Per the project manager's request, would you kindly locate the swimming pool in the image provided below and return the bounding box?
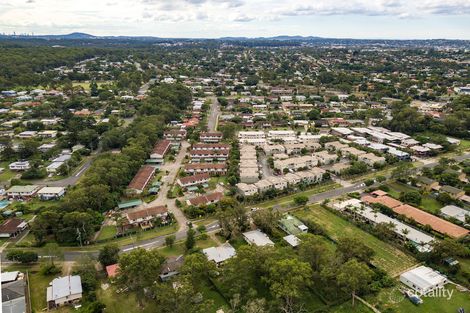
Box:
[0,200,10,210]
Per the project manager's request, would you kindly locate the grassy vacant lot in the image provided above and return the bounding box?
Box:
[257,182,341,209]
[386,182,443,214]
[159,236,217,257]
[97,285,159,313]
[96,225,117,241]
[295,205,417,276]
[330,301,374,313]
[0,161,18,181]
[368,284,469,313]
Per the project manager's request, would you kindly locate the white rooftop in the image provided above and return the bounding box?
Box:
[203,243,236,264]
[283,234,300,247]
[400,266,447,292]
[46,275,82,302]
[1,271,19,283]
[243,229,274,246]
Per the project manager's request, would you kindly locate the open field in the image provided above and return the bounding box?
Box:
[367,284,469,313]
[295,205,417,276]
[256,182,342,208]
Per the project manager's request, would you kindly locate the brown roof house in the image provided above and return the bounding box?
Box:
[125,205,168,229]
[127,165,156,194]
[0,218,28,238]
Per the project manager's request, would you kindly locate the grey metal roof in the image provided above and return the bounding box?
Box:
[47,275,82,301]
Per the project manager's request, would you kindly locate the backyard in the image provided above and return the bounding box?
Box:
[367,284,469,313]
[295,205,417,276]
[386,181,443,214]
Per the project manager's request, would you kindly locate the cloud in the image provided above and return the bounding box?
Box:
[233,15,255,22]
[0,0,469,38]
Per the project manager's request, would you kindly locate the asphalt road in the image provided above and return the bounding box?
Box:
[7,153,468,263]
[207,96,220,132]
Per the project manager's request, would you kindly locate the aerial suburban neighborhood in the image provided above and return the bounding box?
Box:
[0,8,470,313]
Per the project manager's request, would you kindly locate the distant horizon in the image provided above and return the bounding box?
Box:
[2,31,470,41]
[1,1,470,40]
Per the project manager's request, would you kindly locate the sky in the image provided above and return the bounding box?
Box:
[1,0,470,39]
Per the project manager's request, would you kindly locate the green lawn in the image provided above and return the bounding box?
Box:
[295,205,417,276]
[97,285,159,313]
[0,162,17,181]
[4,263,58,312]
[200,280,230,312]
[256,182,341,209]
[330,300,374,313]
[96,225,117,241]
[387,182,443,214]
[159,236,217,257]
[368,284,469,313]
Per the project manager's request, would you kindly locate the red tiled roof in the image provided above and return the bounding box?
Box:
[371,190,388,197]
[394,204,468,238]
[127,165,155,191]
[106,264,119,278]
[361,195,402,208]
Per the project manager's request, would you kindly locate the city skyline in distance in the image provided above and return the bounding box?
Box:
[1,0,470,40]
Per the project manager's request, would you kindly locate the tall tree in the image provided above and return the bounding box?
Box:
[116,248,165,306]
[98,244,120,267]
[336,259,373,306]
[265,258,312,313]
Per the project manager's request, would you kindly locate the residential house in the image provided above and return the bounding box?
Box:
[177,173,210,189]
[127,165,156,194]
[184,163,227,176]
[150,140,171,165]
[200,132,223,143]
[400,266,447,295]
[440,185,465,199]
[160,255,184,281]
[279,215,308,235]
[46,276,83,309]
[6,185,40,200]
[440,205,469,224]
[2,279,27,313]
[236,183,258,197]
[125,205,168,229]
[313,151,337,165]
[189,149,229,163]
[8,161,30,171]
[358,153,386,166]
[187,192,223,206]
[203,243,236,265]
[243,230,274,246]
[416,176,439,191]
[37,187,66,200]
[0,218,28,238]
